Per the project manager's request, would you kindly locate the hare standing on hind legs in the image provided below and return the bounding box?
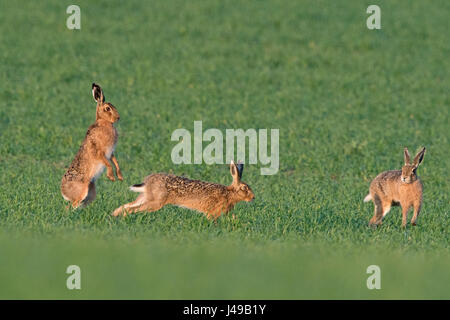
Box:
[112,161,255,220]
[61,83,123,209]
[364,147,426,227]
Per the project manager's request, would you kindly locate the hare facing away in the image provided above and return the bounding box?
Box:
[61,83,123,209]
[112,161,255,220]
[364,147,426,227]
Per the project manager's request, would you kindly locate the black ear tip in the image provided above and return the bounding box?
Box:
[236,163,244,178]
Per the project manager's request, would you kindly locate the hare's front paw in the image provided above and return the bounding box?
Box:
[117,171,124,181]
[107,174,116,181]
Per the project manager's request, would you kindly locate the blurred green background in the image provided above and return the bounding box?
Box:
[0,0,448,299]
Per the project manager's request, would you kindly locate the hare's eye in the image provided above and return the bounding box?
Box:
[241,185,247,191]
[105,106,111,111]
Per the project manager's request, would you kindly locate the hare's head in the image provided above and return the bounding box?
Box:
[401,147,426,183]
[92,83,120,123]
[229,161,255,202]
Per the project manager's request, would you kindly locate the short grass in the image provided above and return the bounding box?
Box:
[0,0,448,299]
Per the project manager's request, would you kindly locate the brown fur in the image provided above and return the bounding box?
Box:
[61,83,123,209]
[112,161,255,220]
[364,147,426,227]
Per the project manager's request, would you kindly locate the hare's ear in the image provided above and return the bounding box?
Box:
[404,147,411,165]
[413,147,426,168]
[92,83,105,104]
[230,160,240,184]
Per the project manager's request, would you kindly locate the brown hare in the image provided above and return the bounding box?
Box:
[112,161,255,220]
[364,147,426,227]
[61,83,123,209]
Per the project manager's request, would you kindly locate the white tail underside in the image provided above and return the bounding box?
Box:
[129,185,146,193]
[364,194,372,202]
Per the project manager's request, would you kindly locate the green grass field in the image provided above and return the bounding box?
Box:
[0,0,448,299]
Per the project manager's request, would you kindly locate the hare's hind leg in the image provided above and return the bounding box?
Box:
[369,194,384,226]
[126,186,167,216]
[382,204,391,218]
[112,197,164,217]
[113,183,168,217]
[130,200,164,215]
[112,194,146,217]
[121,196,166,217]
[112,196,144,217]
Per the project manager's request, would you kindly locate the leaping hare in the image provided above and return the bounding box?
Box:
[61,83,123,209]
[364,147,426,227]
[112,161,255,220]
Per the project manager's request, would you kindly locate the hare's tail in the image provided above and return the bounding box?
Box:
[363,194,372,202]
[130,183,146,193]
